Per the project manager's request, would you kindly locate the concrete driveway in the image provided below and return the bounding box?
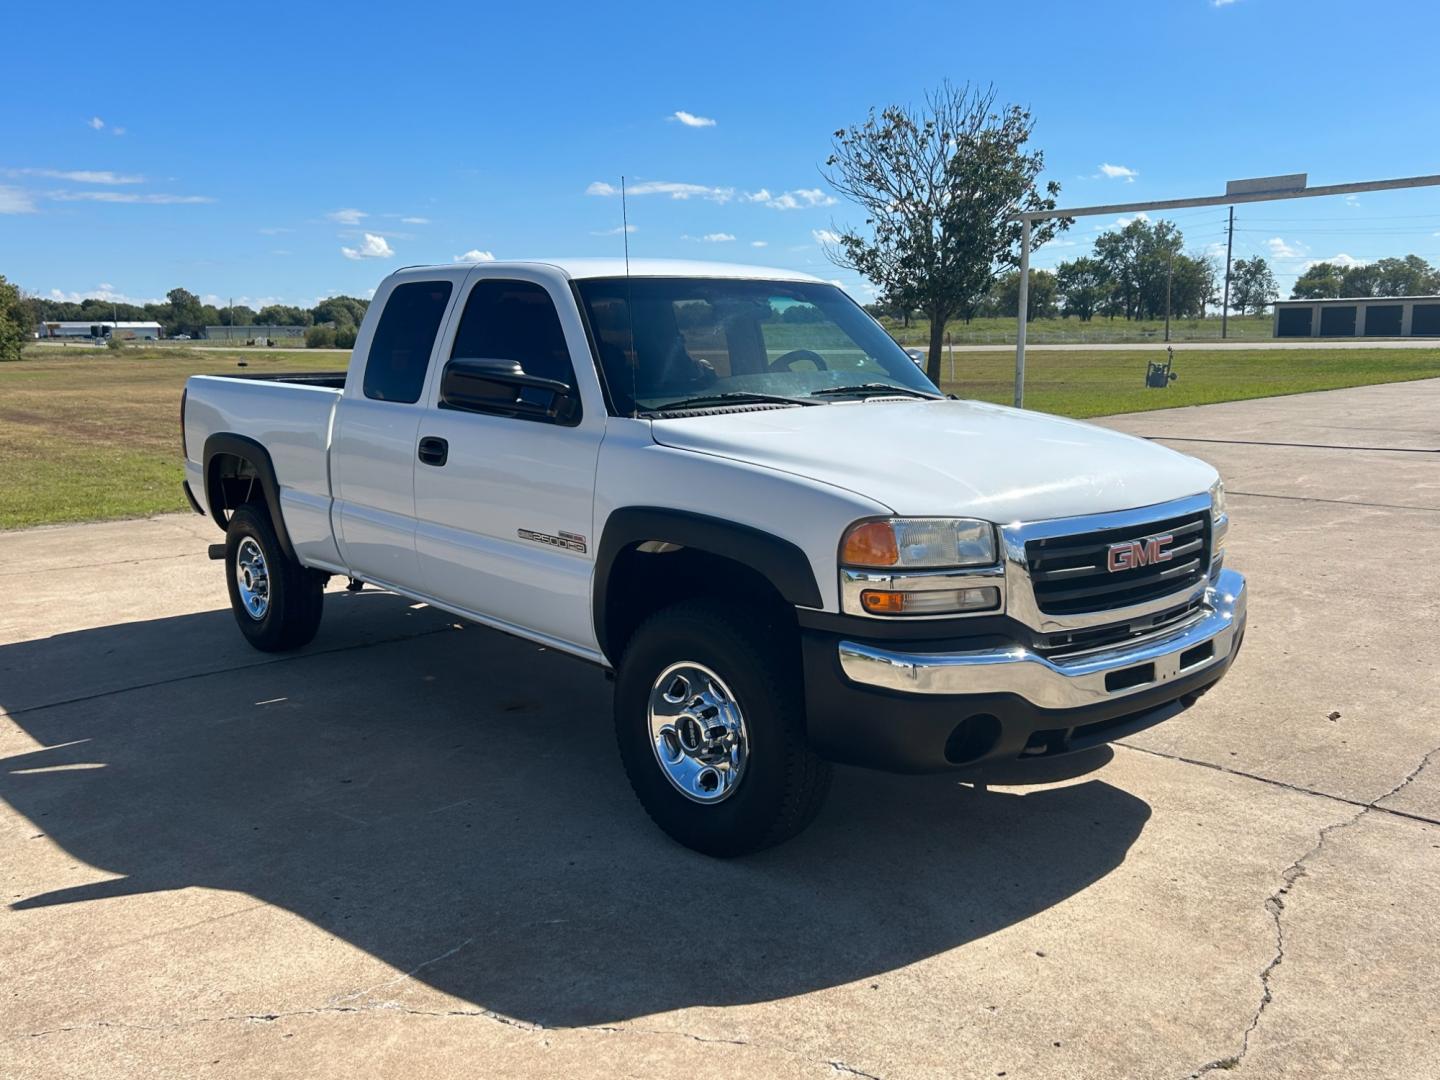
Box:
[2,380,1437,1079]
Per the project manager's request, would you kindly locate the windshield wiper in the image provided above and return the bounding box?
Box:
[644,391,819,413]
[808,383,942,400]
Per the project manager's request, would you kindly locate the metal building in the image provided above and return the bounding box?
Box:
[1272,296,1440,338]
[202,325,308,342]
[38,320,163,340]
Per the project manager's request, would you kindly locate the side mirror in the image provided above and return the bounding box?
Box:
[440,357,577,422]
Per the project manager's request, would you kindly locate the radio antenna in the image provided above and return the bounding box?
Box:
[621,175,638,418]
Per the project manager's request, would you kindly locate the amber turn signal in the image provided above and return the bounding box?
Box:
[841,521,899,567]
[860,589,906,614]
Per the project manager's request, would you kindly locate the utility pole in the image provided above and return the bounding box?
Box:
[1164,244,1175,342]
[1221,205,1235,339]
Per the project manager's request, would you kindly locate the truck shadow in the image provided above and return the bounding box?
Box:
[1,592,1148,1027]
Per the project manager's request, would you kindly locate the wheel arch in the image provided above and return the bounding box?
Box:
[593,507,822,663]
[202,432,298,563]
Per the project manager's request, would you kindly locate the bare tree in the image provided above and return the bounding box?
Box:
[823,82,1065,384]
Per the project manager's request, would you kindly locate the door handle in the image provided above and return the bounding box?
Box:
[417,436,449,467]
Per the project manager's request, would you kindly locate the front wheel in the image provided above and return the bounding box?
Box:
[224,504,325,652]
[614,601,832,856]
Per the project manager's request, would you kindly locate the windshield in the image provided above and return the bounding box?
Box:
[574,277,940,415]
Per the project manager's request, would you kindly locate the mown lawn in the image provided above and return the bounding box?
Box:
[0,346,343,529]
[3,343,1439,529]
[936,347,1440,417]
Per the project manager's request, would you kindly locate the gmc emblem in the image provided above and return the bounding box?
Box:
[1107,533,1175,573]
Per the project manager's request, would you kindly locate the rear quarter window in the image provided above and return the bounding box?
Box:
[363,280,454,403]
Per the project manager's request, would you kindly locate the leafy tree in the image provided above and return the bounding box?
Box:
[335,324,358,350]
[1168,253,1219,319]
[218,305,257,326]
[1055,257,1108,321]
[1230,257,1279,316]
[165,287,205,337]
[823,82,1064,383]
[257,304,312,327]
[311,295,369,327]
[0,275,29,362]
[1370,255,1439,297]
[1292,262,1348,299]
[990,269,1058,320]
[305,324,337,349]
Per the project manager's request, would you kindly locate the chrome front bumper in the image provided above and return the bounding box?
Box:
[838,569,1246,710]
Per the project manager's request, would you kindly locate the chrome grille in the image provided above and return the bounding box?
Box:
[1025,510,1210,615]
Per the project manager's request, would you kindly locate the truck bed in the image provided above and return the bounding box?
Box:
[201,370,348,389]
[183,372,346,569]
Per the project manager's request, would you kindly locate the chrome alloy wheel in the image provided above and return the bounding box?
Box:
[235,536,271,620]
[647,662,749,804]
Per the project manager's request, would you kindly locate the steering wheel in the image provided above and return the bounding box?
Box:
[767,348,829,373]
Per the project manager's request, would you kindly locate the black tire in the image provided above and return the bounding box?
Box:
[614,600,832,856]
[224,504,325,652]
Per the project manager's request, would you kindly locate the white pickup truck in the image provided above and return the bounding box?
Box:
[182,259,1246,855]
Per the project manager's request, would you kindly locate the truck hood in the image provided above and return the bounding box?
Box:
[649,398,1217,522]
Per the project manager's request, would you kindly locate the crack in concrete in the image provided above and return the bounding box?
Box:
[1181,736,1440,1077]
[1120,743,1440,828]
[828,1060,884,1079]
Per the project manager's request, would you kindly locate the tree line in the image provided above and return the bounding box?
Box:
[867,216,1281,327]
[22,286,371,345]
[1291,255,1440,299]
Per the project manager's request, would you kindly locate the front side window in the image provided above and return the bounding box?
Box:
[363,280,454,403]
[574,277,938,415]
[450,279,577,386]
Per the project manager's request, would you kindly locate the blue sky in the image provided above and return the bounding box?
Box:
[4,0,1439,310]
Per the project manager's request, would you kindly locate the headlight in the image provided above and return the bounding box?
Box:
[841,517,997,569]
[1209,479,1226,522]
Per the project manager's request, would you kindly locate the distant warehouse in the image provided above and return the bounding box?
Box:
[38,320,162,341]
[202,325,308,341]
[1273,296,1440,338]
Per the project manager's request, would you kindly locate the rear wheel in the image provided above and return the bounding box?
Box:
[224,504,324,652]
[614,601,831,856]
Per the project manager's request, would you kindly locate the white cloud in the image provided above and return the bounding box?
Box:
[701,232,735,242]
[259,226,293,235]
[341,233,395,260]
[0,186,37,214]
[201,293,286,309]
[1344,195,1360,207]
[748,187,837,210]
[812,228,842,245]
[1212,0,1238,6]
[454,249,496,262]
[111,127,126,136]
[6,168,144,184]
[87,117,105,130]
[326,208,368,224]
[1299,253,1367,271]
[47,284,162,305]
[1114,212,1150,228]
[1267,237,1308,259]
[750,240,768,248]
[671,110,716,128]
[400,216,430,224]
[591,224,637,236]
[46,190,214,204]
[1097,163,1138,182]
[586,180,734,203]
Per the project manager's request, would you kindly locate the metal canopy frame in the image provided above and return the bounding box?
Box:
[1007,172,1440,407]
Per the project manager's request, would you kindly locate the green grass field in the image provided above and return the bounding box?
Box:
[882,314,1276,346]
[3,343,1439,529]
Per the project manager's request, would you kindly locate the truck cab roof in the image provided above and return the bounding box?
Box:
[389,258,827,283]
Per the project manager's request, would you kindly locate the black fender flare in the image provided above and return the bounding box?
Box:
[201,432,298,563]
[592,507,822,658]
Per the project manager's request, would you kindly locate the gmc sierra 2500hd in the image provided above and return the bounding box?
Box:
[182,259,1246,855]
